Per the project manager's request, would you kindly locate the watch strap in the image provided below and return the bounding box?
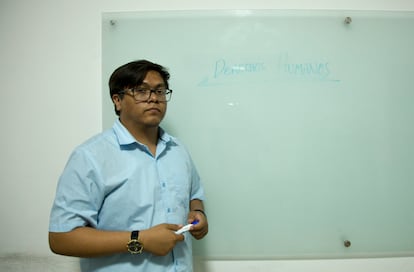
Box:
[131,230,139,240]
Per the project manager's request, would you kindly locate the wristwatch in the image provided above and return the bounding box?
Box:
[127,230,143,254]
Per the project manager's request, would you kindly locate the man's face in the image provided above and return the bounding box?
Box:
[113,70,167,129]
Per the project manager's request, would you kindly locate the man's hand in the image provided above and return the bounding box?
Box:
[139,223,185,256]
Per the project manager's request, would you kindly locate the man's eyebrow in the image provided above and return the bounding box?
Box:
[139,83,166,88]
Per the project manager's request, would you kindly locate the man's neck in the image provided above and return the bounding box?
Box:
[120,119,159,155]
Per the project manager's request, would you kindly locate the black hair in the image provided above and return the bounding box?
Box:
[109,60,170,116]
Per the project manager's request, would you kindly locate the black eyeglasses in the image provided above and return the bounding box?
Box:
[119,87,173,102]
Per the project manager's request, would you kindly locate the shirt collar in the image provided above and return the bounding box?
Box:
[113,118,174,146]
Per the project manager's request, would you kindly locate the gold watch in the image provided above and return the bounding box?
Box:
[127,230,143,254]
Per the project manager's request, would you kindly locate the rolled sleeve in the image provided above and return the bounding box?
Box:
[49,148,104,232]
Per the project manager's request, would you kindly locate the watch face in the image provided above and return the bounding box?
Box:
[128,240,143,254]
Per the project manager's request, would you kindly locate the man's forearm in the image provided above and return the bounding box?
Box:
[190,199,205,213]
[49,227,129,257]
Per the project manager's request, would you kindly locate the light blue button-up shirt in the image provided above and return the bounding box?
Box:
[49,119,204,272]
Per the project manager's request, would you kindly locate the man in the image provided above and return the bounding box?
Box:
[49,60,208,272]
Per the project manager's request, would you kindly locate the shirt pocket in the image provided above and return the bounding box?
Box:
[169,172,191,211]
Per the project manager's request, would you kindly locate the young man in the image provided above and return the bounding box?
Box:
[49,60,208,272]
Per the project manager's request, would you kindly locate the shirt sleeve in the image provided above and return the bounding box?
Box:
[189,155,205,202]
[49,148,105,232]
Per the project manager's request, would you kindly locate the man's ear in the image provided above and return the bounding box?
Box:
[112,94,122,112]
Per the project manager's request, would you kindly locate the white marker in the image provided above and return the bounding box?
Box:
[175,220,199,234]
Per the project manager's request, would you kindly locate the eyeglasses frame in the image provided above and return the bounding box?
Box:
[118,87,173,102]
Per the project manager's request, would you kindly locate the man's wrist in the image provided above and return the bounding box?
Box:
[193,209,207,218]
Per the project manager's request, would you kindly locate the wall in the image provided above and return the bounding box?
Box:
[0,0,413,271]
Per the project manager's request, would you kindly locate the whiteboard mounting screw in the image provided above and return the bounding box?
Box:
[344,17,352,24]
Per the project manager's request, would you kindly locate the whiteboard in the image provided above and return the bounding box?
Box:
[102,10,414,259]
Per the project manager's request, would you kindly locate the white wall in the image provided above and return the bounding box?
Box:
[1,0,413,271]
